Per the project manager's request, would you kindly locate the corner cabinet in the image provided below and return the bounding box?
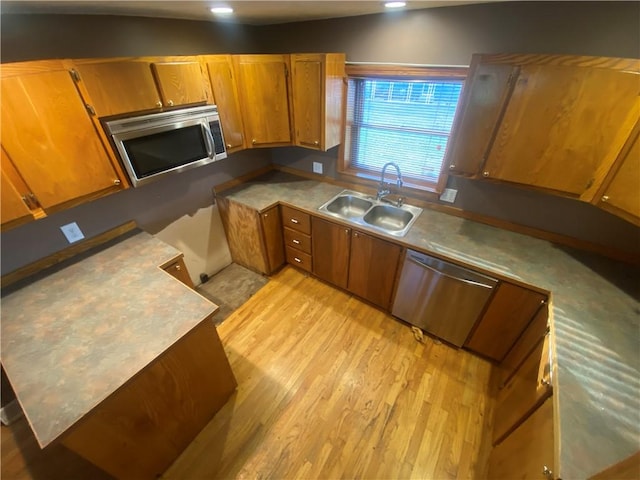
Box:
[290,53,346,151]
[233,55,293,148]
[0,60,126,229]
[162,256,195,289]
[445,53,640,207]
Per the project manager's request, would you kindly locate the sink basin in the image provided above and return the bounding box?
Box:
[325,195,373,218]
[318,189,422,237]
[363,205,414,232]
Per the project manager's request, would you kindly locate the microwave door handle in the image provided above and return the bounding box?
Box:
[201,123,215,160]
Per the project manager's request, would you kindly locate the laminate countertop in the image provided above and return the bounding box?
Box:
[1,230,219,448]
[219,170,640,479]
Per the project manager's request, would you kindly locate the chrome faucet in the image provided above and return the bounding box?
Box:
[377,162,404,206]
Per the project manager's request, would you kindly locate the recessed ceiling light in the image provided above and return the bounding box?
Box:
[384,1,406,7]
[210,6,233,14]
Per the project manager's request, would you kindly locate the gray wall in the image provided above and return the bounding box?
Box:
[267,1,640,255]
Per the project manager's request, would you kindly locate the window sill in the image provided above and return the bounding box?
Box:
[337,167,444,200]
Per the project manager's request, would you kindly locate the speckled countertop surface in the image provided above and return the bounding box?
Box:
[1,230,218,448]
[220,171,640,479]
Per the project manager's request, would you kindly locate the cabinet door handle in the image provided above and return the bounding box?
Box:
[294,257,302,263]
[542,465,553,479]
[290,218,299,224]
[155,101,162,108]
[175,264,181,271]
[167,100,174,107]
[293,239,300,244]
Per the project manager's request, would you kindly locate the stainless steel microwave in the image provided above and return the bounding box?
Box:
[104,105,227,187]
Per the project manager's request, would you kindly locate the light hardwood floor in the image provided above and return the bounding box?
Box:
[1,266,495,479]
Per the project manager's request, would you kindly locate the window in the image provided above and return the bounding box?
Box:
[340,65,467,191]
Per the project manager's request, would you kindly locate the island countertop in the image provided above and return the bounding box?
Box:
[1,230,219,448]
[219,170,640,479]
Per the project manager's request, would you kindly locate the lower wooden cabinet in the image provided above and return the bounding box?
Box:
[260,207,285,273]
[311,216,351,289]
[163,257,195,289]
[488,397,555,479]
[348,230,402,309]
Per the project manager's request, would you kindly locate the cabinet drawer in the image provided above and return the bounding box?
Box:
[281,205,311,234]
[285,246,312,272]
[284,227,312,254]
[493,334,552,445]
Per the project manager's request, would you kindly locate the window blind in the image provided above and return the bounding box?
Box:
[345,77,463,184]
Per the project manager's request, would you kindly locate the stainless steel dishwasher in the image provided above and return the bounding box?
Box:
[392,249,498,347]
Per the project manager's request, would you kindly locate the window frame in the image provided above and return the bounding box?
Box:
[338,64,468,194]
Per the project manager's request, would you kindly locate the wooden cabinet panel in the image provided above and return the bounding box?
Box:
[1,147,36,228]
[260,206,285,274]
[204,55,245,152]
[498,303,548,388]
[465,282,546,362]
[484,64,639,196]
[284,227,312,254]
[285,246,313,273]
[347,230,402,310]
[312,217,350,289]
[217,197,270,275]
[596,124,640,226]
[488,397,555,479]
[74,60,161,116]
[292,55,322,149]
[493,334,552,444]
[233,55,292,147]
[1,69,122,211]
[280,205,311,234]
[152,61,208,108]
[163,257,195,289]
[446,63,517,175]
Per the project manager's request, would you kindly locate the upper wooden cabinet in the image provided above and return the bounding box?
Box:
[202,55,246,152]
[445,53,640,200]
[73,58,210,117]
[1,61,126,224]
[233,54,293,148]
[1,147,43,230]
[291,53,346,151]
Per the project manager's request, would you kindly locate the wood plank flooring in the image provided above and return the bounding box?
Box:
[1,266,495,479]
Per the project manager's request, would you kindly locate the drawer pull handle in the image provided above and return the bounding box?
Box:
[293,239,300,244]
[290,218,299,224]
[542,465,553,479]
[294,257,302,263]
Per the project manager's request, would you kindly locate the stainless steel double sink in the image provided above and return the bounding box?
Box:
[318,190,423,237]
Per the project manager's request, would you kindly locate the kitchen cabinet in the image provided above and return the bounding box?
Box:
[311,216,351,290]
[202,55,246,152]
[1,61,126,218]
[290,53,346,151]
[594,121,640,226]
[488,397,555,479]
[465,281,546,362]
[233,54,293,148]
[348,231,402,309]
[217,197,284,276]
[73,57,210,117]
[493,333,552,444]
[445,53,640,199]
[163,257,195,289]
[1,147,44,230]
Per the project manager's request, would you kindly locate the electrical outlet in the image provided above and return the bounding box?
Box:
[439,188,458,203]
[312,162,323,175]
[60,222,85,243]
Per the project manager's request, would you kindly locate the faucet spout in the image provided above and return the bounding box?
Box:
[377,162,403,202]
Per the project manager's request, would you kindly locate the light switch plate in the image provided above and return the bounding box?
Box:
[439,188,458,203]
[60,222,85,243]
[312,162,323,174]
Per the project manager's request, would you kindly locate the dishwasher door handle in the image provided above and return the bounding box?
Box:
[407,255,494,289]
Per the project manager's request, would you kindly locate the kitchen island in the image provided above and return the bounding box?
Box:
[219,170,640,479]
[1,229,237,479]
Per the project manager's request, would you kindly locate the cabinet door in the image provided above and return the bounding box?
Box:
[1,147,36,228]
[446,62,518,175]
[312,217,350,289]
[483,64,639,196]
[596,125,640,226]
[260,206,285,274]
[348,230,402,310]
[217,197,270,275]
[233,55,292,147]
[1,69,122,210]
[291,54,323,149]
[151,61,208,108]
[74,60,161,116]
[488,397,555,479]
[205,55,246,152]
[465,282,546,362]
[163,257,194,289]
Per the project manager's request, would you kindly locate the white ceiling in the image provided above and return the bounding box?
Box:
[1,1,500,25]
